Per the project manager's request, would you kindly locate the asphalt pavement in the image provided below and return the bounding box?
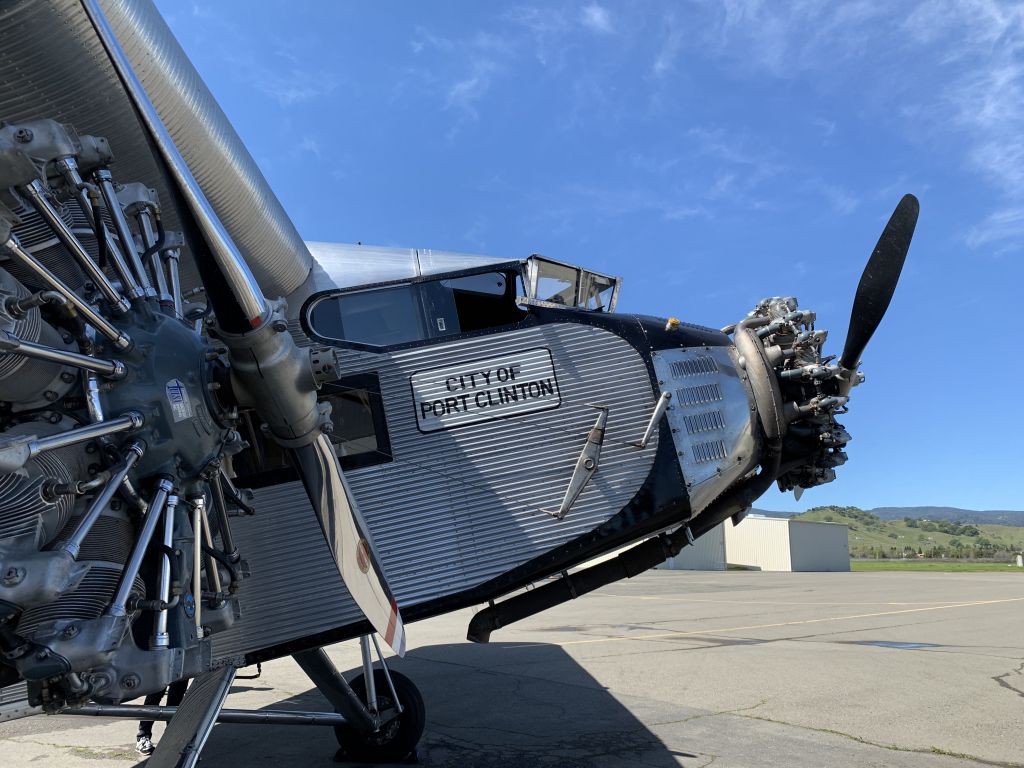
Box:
[2,570,1022,767]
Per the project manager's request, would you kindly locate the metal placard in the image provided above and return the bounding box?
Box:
[410,347,561,432]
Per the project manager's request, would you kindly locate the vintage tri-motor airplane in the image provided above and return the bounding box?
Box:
[0,1,918,765]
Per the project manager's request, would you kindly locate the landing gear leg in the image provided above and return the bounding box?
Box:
[293,637,425,764]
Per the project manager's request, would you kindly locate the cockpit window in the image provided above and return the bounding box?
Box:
[534,261,578,306]
[526,256,620,312]
[580,272,616,311]
[309,284,424,347]
[308,269,526,348]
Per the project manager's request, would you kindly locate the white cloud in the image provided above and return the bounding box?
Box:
[580,4,613,34]
[966,207,1024,252]
[700,1,1024,248]
[297,136,320,158]
[445,60,498,120]
[815,181,860,215]
[812,117,836,139]
[652,13,685,76]
[256,71,335,107]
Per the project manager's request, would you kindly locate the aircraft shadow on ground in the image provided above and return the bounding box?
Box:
[195,641,690,768]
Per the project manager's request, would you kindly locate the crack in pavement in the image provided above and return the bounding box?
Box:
[992,661,1024,699]
[646,698,769,728]
[1,735,136,761]
[725,711,1024,768]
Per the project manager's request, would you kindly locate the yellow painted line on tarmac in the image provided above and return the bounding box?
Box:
[602,594,974,606]
[529,596,1024,647]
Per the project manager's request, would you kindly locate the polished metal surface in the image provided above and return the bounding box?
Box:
[304,242,510,292]
[107,477,172,616]
[135,206,170,301]
[35,412,141,449]
[61,440,143,557]
[58,157,144,300]
[0,0,311,298]
[94,0,309,299]
[0,234,131,350]
[95,169,154,297]
[153,494,178,647]
[22,179,130,312]
[0,330,123,377]
[144,666,237,768]
[81,1,267,322]
[63,703,348,726]
[652,346,760,515]
[212,322,659,661]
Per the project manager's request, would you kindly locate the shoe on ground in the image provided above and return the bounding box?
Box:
[136,736,155,755]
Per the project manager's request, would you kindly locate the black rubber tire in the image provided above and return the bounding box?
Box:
[333,669,425,764]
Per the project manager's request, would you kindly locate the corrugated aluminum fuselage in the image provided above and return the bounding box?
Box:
[211,307,758,666]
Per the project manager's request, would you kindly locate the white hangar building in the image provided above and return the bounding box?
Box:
[658,523,727,571]
[724,515,850,572]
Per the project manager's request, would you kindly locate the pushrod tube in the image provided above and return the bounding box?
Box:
[107,477,174,617]
[164,248,184,319]
[153,493,179,648]
[191,497,203,633]
[22,179,130,314]
[209,474,238,562]
[56,157,143,300]
[0,233,131,350]
[199,505,223,602]
[61,440,145,558]
[136,208,171,303]
[30,412,143,456]
[94,169,155,298]
[0,329,125,378]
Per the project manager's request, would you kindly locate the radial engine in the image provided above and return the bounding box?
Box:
[0,118,266,708]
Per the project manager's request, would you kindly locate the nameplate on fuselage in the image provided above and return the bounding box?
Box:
[411,348,561,433]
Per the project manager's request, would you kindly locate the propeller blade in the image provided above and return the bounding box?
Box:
[839,194,919,370]
[292,433,406,656]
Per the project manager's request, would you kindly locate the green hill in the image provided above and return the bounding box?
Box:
[792,506,1024,559]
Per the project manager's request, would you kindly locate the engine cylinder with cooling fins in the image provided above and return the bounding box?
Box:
[0,267,77,409]
[14,506,139,641]
[2,191,121,294]
[15,568,144,641]
[0,451,76,548]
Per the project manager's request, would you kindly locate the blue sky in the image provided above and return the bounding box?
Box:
[156,1,1023,513]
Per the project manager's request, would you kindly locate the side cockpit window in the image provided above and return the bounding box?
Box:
[309,284,424,347]
[308,269,526,348]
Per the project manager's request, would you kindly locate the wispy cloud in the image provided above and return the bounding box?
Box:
[445,59,498,120]
[966,207,1024,253]
[580,4,614,35]
[652,13,685,76]
[700,0,1024,250]
[502,6,570,67]
[548,182,712,223]
[254,70,336,107]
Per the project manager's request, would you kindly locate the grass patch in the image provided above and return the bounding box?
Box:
[851,560,1023,572]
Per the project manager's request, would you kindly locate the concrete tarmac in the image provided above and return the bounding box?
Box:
[2,570,1022,767]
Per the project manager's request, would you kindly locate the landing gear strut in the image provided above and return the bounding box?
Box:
[294,635,425,764]
[55,635,425,766]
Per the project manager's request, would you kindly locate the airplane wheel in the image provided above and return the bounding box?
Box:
[334,670,425,764]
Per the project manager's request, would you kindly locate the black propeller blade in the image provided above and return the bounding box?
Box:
[840,194,919,371]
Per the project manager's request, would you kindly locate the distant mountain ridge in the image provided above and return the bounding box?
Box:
[751,506,1024,527]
